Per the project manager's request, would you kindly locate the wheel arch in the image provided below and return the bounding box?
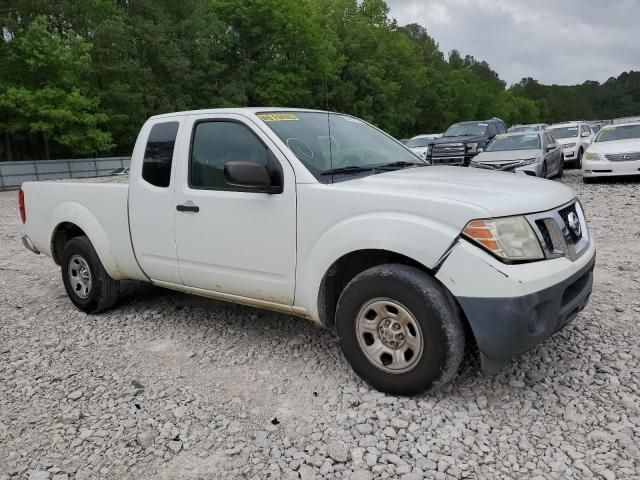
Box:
[49,202,123,279]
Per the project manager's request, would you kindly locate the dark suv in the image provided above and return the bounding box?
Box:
[428,119,507,166]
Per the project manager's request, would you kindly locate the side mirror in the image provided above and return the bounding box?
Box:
[547,144,556,152]
[224,161,281,193]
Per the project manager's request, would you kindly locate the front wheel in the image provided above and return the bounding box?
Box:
[575,149,583,169]
[61,236,120,313]
[557,155,564,178]
[335,264,465,395]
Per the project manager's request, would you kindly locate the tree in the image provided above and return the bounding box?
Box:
[0,16,112,159]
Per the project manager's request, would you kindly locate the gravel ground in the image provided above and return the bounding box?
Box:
[1,170,639,480]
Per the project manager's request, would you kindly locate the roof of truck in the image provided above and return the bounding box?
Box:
[149,107,329,120]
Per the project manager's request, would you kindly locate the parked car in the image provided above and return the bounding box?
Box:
[582,122,640,182]
[428,119,507,166]
[405,133,441,160]
[19,108,595,395]
[547,122,594,168]
[612,116,640,125]
[469,132,563,178]
[507,123,548,133]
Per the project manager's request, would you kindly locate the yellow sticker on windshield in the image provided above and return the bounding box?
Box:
[257,113,299,122]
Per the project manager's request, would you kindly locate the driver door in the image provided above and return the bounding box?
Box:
[173,114,297,305]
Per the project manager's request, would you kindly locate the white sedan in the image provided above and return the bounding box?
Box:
[582,122,640,182]
[405,133,441,160]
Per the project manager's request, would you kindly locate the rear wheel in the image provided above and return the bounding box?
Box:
[61,236,120,313]
[335,264,465,395]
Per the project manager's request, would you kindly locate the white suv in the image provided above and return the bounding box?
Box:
[547,122,594,168]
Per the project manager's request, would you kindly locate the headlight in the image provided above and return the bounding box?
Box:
[463,216,544,262]
[563,143,576,149]
[517,157,538,166]
[466,143,479,153]
[584,152,600,161]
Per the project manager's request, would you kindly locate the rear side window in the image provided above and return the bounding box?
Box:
[142,122,179,188]
[190,121,269,190]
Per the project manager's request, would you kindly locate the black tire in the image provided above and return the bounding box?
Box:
[557,156,564,178]
[335,264,465,395]
[574,149,583,169]
[61,236,120,313]
[583,176,596,184]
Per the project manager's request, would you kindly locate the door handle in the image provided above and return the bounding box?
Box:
[176,204,200,213]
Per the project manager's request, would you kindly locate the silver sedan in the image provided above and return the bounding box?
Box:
[469,132,563,178]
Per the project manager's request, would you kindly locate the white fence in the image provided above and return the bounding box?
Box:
[0,157,131,189]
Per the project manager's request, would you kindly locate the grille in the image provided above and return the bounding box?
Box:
[605,151,640,161]
[527,201,589,261]
[558,203,583,243]
[474,160,524,171]
[432,143,465,157]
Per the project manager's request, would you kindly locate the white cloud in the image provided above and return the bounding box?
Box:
[386,0,640,85]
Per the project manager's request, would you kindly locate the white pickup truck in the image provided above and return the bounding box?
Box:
[20,108,596,395]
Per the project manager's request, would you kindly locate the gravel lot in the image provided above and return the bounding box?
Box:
[1,170,639,480]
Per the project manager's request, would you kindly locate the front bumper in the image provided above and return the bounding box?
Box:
[583,158,640,178]
[563,147,576,160]
[458,251,594,374]
[436,239,596,375]
[429,154,475,166]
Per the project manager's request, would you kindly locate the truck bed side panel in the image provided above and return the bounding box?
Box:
[22,180,147,281]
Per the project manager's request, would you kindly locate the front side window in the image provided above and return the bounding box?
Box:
[190,121,269,189]
[486,134,541,152]
[142,122,179,188]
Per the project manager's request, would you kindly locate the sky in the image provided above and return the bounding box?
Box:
[385,0,640,86]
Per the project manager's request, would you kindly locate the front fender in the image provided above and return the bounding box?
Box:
[295,212,461,321]
[50,201,124,280]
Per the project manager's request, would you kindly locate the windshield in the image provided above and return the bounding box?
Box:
[548,126,578,139]
[486,134,541,152]
[509,125,538,133]
[595,124,640,142]
[259,112,424,180]
[406,137,436,147]
[443,123,488,137]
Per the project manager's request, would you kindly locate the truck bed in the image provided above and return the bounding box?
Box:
[21,176,147,281]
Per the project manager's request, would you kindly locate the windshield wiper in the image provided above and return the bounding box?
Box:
[377,160,425,170]
[320,165,378,176]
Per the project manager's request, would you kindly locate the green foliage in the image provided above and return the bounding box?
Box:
[0,16,112,158]
[0,1,638,159]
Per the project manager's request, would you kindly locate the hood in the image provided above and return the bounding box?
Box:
[334,166,574,217]
[433,135,487,145]
[588,138,640,154]
[473,149,541,163]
